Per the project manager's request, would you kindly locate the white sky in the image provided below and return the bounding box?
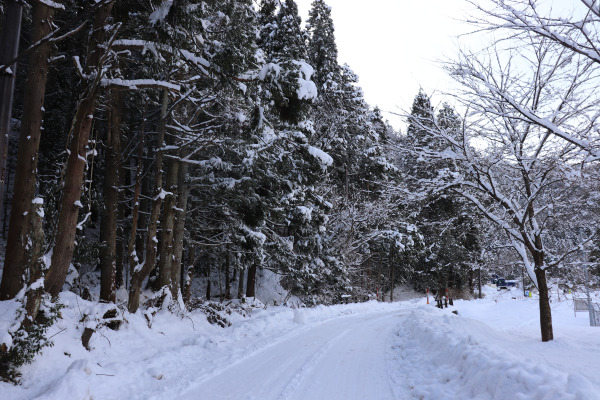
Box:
[295,0,478,131]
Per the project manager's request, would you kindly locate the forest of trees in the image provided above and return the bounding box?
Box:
[1,0,600,381]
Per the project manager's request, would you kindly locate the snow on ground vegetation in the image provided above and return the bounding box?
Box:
[0,285,599,399]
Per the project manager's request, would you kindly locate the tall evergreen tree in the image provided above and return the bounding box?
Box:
[404,93,481,293]
[306,0,339,89]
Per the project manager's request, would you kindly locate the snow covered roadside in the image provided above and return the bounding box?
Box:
[0,293,414,400]
[2,287,600,399]
[388,289,600,400]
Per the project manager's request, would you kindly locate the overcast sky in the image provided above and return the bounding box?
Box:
[295,0,478,131]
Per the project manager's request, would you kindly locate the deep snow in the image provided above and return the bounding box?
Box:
[1,286,599,399]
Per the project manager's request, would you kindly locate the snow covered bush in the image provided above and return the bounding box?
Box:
[0,293,63,383]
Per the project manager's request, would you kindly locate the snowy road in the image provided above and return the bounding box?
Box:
[4,293,599,400]
[180,310,405,400]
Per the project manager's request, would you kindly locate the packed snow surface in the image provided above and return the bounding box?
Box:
[1,286,600,399]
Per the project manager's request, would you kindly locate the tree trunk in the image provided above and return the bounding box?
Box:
[170,158,189,297]
[23,201,45,330]
[0,0,55,300]
[182,244,194,304]
[0,0,24,238]
[378,263,383,301]
[99,88,122,303]
[128,89,169,313]
[225,247,231,300]
[45,1,115,297]
[389,265,394,303]
[136,156,151,257]
[246,262,257,298]
[127,112,146,290]
[115,124,129,289]
[157,157,178,289]
[535,266,553,342]
[115,213,125,289]
[237,266,245,300]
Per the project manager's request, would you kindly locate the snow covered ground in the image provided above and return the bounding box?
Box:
[1,286,600,399]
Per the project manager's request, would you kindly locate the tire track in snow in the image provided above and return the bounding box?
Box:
[277,328,351,400]
[178,310,404,400]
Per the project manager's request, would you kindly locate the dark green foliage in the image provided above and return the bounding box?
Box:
[404,92,482,293]
[260,0,308,62]
[306,0,339,88]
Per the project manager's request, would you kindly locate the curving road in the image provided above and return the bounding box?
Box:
[180,311,405,400]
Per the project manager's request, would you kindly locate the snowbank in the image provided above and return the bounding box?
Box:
[2,285,600,399]
[387,287,600,399]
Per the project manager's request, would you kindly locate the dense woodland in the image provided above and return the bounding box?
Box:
[2,0,600,382]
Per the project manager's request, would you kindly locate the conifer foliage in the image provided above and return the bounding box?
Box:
[0,0,455,377]
[403,91,481,293]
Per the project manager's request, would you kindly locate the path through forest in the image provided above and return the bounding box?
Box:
[180,310,406,399]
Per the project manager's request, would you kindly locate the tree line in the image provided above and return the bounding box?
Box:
[2,0,598,380]
[0,0,489,380]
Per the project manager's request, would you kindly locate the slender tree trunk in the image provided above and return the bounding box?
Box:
[0,0,56,300]
[115,116,130,289]
[136,158,150,257]
[170,158,189,297]
[237,266,245,300]
[225,247,231,300]
[45,1,115,297]
[45,96,95,297]
[23,200,45,330]
[157,157,179,289]
[127,112,146,288]
[115,213,125,289]
[535,265,553,342]
[182,244,194,304]
[378,263,383,301]
[246,262,257,298]
[99,89,122,302]
[2,168,9,238]
[368,257,372,292]
[389,265,394,303]
[128,89,169,313]
[0,0,24,235]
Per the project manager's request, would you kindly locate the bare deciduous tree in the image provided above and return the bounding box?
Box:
[408,41,600,341]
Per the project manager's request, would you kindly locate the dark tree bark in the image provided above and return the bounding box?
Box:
[128,89,169,313]
[237,266,245,300]
[225,247,231,300]
[0,0,56,300]
[535,265,553,342]
[171,158,189,297]
[182,244,194,304]
[45,1,116,297]
[0,0,24,237]
[127,111,146,289]
[99,88,122,302]
[157,156,179,290]
[115,214,125,289]
[115,112,130,289]
[136,157,151,257]
[23,201,45,330]
[246,262,257,298]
